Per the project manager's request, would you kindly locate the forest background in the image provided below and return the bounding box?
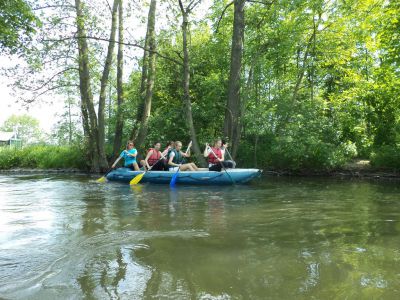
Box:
[0,0,399,172]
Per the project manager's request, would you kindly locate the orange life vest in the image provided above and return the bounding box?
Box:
[208,147,222,165]
[147,148,161,165]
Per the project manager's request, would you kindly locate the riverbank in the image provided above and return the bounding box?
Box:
[264,159,400,179]
[2,160,400,180]
[0,168,88,175]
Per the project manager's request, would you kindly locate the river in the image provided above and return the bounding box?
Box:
[1,174,400,299]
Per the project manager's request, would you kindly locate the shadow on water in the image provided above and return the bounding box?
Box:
[1,175,400,299]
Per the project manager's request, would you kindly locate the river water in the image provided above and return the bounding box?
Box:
[0,174,400,299]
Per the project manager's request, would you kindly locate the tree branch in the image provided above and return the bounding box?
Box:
[24,84,80,104]
[104,0,112,13]
[188,0,202,12]
[32,4,75,11]
[246,0,274,5]
[215,1,234,34]
[43,35,184,66]
[178,0,185,13]
[18,67,78,92]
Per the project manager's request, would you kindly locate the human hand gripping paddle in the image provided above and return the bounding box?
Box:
[208,146,235,184]
[96,156,122,183]
[129,151,168,185]
[170,141,192,187]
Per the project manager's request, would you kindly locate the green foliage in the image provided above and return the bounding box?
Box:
[7,0,400,172]
[0,0,40,53]
[370,145,400,170]
[0,145,88,170]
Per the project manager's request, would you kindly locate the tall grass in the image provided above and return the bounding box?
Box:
[0,145,88,170]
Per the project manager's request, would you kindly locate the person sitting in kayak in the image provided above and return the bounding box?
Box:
[112,140,140,170]
[168,141,199,171]
[204,138,230,172]
[162,141,174,170]
[140,142,169,171]
[221,140,236,168]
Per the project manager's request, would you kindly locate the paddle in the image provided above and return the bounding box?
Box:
[208,145,235,184]
[130,151,167,185]
[96,156,122,183]
[224,146,234,161]
[170,141,192,187]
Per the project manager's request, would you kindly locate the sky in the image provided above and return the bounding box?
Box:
[0,56,65,133]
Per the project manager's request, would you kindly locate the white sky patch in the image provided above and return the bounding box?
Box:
[0,56,64,133]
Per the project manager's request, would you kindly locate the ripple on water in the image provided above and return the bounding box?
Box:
[2,175,400,299]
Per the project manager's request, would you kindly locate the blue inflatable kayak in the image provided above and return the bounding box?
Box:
[106,168,262,185]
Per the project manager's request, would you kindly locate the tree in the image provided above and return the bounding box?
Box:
[133,0,157,149]
[224,0,245,159]
[112,0,125,158]
[75,0,119,172]
[51,94,83,145]
[1,114,42,144]
[178,0,204,165]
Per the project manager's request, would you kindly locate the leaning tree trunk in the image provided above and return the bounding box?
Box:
[97,0,119,170]
[135,0,157,149]
[224,0,245,159]
[75,0,101,171]
[113,0,125,158]
[179,3,204,166]
[75,0,119,171]
[130,0,153,140]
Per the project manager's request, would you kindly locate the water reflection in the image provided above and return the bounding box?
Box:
[1,175,400,299]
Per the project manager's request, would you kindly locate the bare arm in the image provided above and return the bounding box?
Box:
[203,143,210,157]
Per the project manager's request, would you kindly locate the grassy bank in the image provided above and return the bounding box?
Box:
[0,145,88,170]
[1,143,399,174]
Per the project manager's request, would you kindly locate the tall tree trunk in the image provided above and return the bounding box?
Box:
[68,94,72,145]
[113,0,125,158]
[135,0,157,149]
[130,1,152,140]
[224,0,245,159]
[179,0,204,166]
[98,0,119,169]
[75,0,119,171]
[292,14,321,104]
[75,0,100,171]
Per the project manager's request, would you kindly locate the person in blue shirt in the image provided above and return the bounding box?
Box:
[111,140,140,170]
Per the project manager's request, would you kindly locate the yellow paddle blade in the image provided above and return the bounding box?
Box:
[130,172,145,185]
[96,176,107,183]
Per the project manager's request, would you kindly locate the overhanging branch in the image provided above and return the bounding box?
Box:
[43,35,183,66]
[215,1,234,34]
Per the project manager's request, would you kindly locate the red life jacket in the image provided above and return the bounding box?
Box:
[208,147,222,165]
[147,148,161,165]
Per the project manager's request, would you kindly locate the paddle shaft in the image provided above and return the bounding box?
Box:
[130,150,169,185]
[224,147,234,161]
[146,150,168,171]
[97,156,122,182]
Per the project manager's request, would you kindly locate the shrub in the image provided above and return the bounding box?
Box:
[0,148,22,169]
[370,145,400,170]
